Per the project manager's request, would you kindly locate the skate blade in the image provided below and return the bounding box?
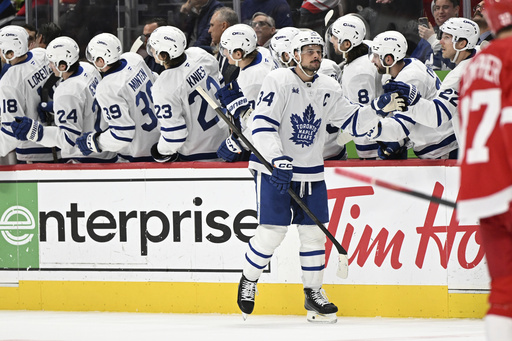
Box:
[306,311,337,324]
[242,312,248,321]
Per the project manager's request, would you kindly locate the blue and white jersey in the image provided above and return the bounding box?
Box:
[318,58,342,83]
[341,54,383,159]
[152,47,228,160]
[405,57,472,144]
[38,62,116,162]
[0,49,55,161]
[238,50,276,111]
[249,67,381,181]
[95,52,160,161]
[375,58,458,159]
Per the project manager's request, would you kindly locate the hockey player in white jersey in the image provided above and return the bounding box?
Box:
[10,37,117,163]
[329,15,389,159]
[0,25,55,162]
[368,31,459,159]
[237,30,407,322]
[269,26,345,160]
[146,26,228,161]
[76,33,160,162]
[382,18,479,144]
[214,24,276,162]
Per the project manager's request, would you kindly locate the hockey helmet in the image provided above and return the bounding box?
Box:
[147,26,187,64]
[0,25,29,64]
[219,24,257,62]
[86,33,122,70]
[370,30,407,68]
[46,36,80,75]
[269,27,300,67]
[330,15,366,56]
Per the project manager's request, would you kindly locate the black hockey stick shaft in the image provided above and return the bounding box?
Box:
[335,168,457,208]
[196,85,347,256]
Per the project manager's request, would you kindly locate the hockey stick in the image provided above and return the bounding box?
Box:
[196,85,349,279]
[324,9,334,27]
[334,167,457,208]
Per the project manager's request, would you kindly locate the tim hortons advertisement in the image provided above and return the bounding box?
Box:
[0,165,489,291]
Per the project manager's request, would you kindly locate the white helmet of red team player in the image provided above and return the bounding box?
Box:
[147,26,187,65]
[484,0,512,35]
[86,33,122,71]
[370,31,407,69]
[0,25,29,64]
[46,37,80,76]
[219,24,257,63]
[269,27,300,67]
[330,15,366,57]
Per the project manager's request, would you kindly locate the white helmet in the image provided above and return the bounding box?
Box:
[86,33,122,71]
[147,26,187,65]
[46,37,80,76]
[440,18,479,62]
[220,24,257,65]
[370,30,407,69]
[330,15,366,57]
[269,27,300,67]
[0,25,29,64]
[291,30,324,77]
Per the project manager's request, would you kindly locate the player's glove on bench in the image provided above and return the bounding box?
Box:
[150,143,179,162]
[383,80,421,107]
[217,134,243,162]
[371,92,406,116]
[11,116,43,142]
[76,132,102,156]
[269,156,293,194]
[37,101,54,123]
[216,80,250,119]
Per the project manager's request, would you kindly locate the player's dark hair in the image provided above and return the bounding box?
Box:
[159,51,186,69]
[434,0,459,8]
[67,61,80,75]
[37,22,62,46]
[145,17,167,27]
[345,43,369,64]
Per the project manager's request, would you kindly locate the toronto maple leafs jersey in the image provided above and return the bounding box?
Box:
[249,67,381,181]
[95,52,160,161]
[37,62,117,162]
[0,49,55,161]
[237,50,276,110]
[405,57,472,145]
[152,47,228,160]
[374,58,458,159]
[341,54,383,159]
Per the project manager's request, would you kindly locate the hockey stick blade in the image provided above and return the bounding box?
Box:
[337,254,348,279]
[324,9,334,27]
[196,85,349,278]
[335,168,457,208]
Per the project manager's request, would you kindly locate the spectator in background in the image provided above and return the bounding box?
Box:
[241,0,293,28]
[251,12,276,47]
[178,0,223,51]
[415,0,459,69]
[297,0,340,35]
[208,6,239,85]
[472,1,492,45]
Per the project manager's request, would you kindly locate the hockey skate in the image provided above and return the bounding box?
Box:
[304,288,338,323]
[237,275,257,320]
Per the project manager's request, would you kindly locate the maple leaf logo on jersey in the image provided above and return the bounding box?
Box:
[290,104,321,147]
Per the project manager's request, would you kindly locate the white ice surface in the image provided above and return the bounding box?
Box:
[0,310,485,341]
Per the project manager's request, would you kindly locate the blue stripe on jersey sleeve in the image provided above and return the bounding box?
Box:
[434,99,452,127]
[252,127,276,135]
[64,134,75,147]
[414,134,457,156]
[110,131,133,142]
[163,137,187,143]
[110,125,136,131]
[1,126,14,137]
[392,115,411,136]
[252,115,280,127]
[59,125,81,136]
[161,124,187,132]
